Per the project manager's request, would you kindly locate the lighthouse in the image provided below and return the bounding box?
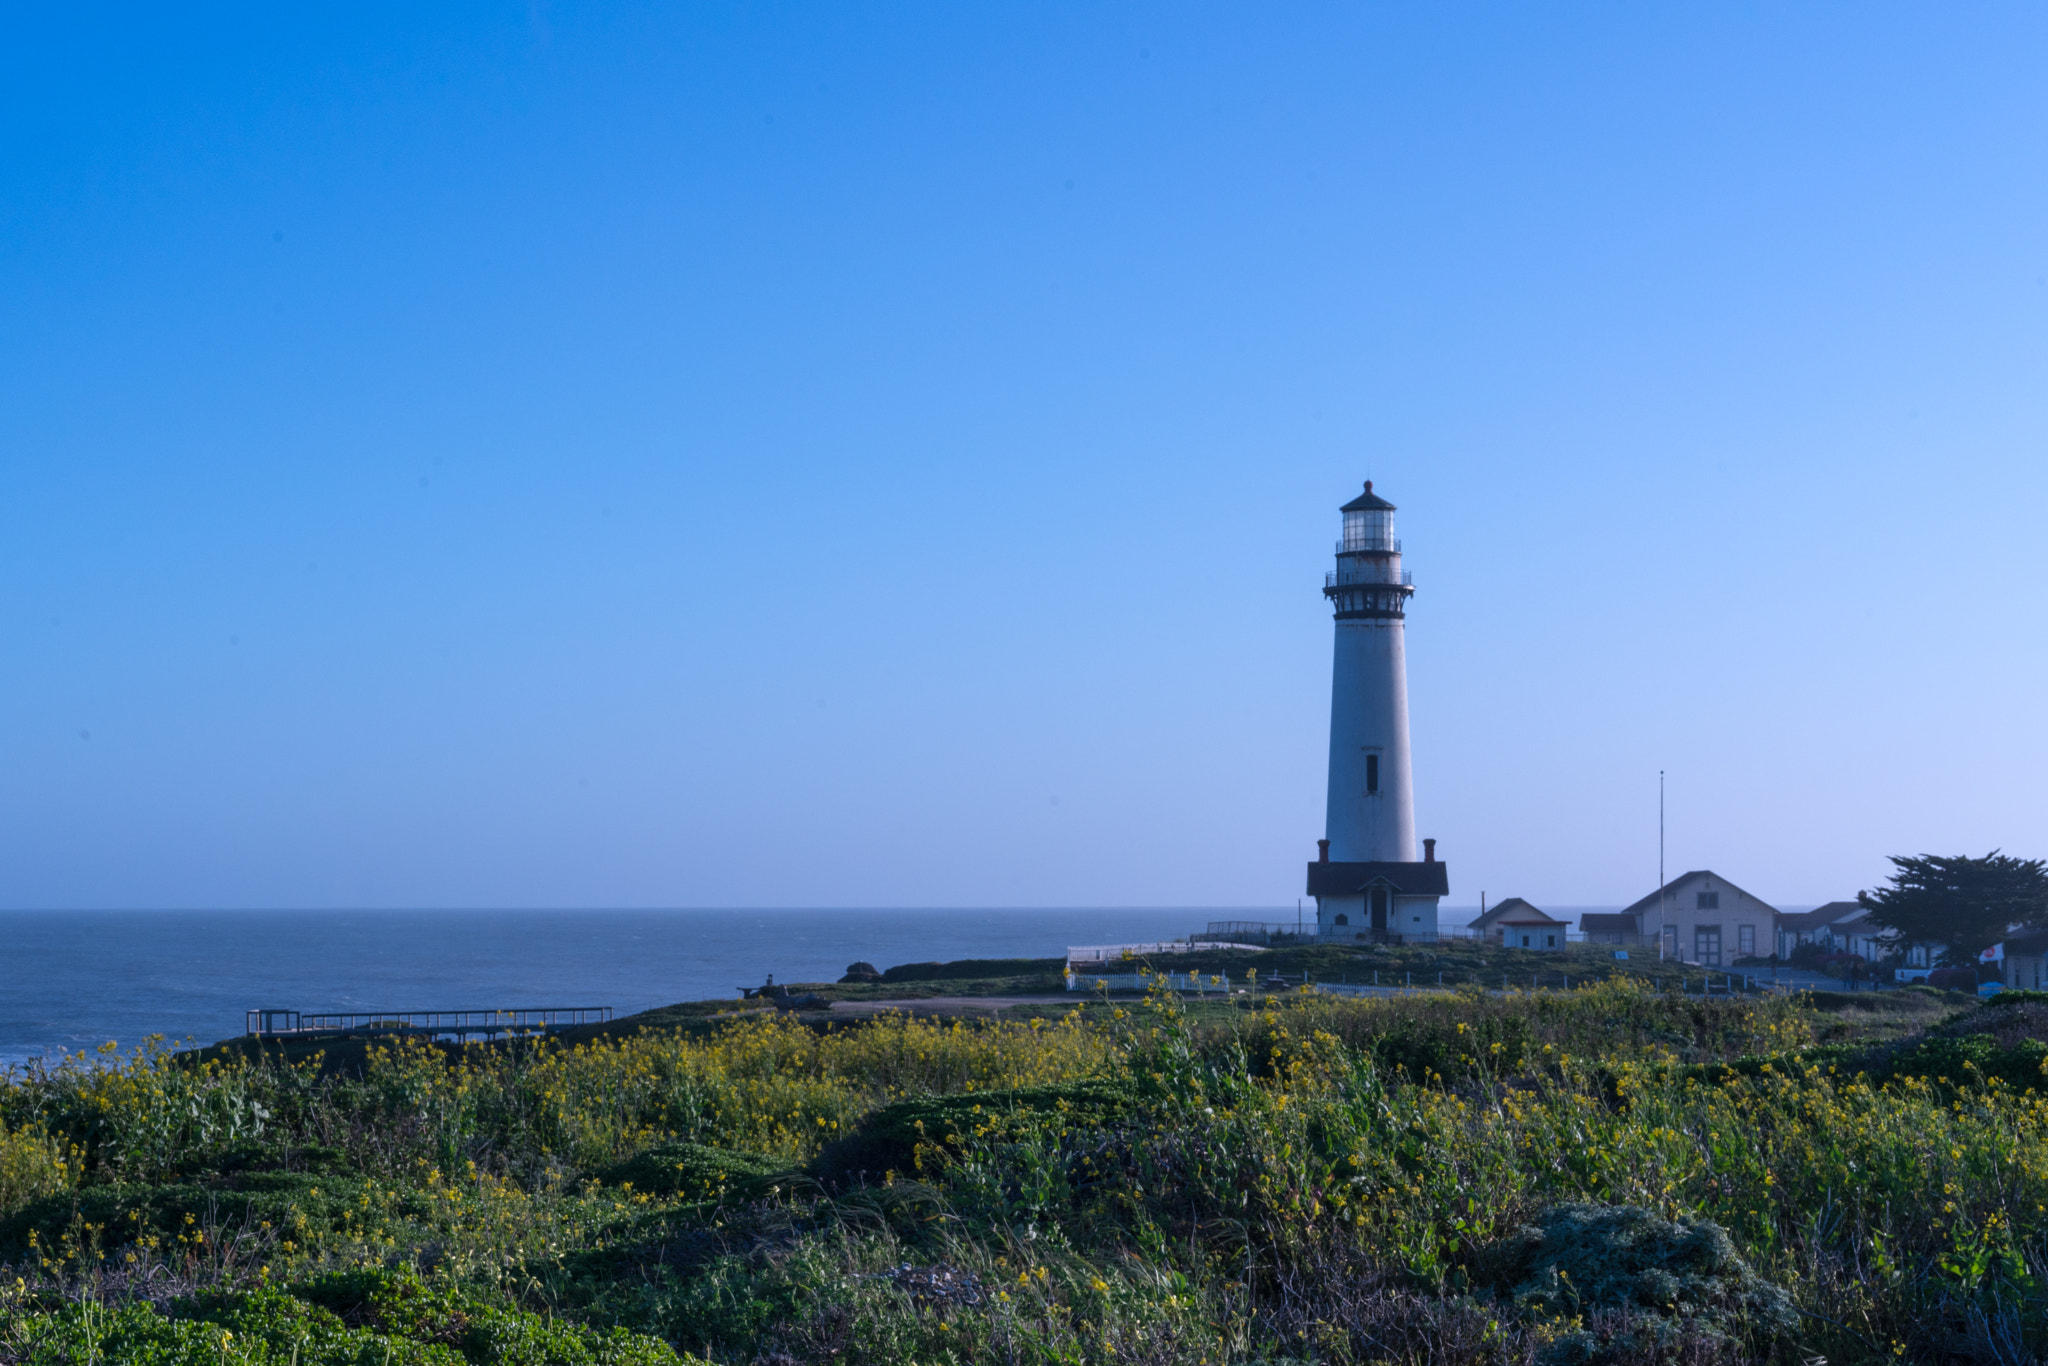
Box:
[1306,481,1447,941]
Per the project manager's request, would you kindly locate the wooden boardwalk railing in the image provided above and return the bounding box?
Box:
[245,1006,612,1040]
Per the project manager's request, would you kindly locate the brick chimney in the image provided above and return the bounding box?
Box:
[1423,838,1436,863]
[1317,839,1330,864]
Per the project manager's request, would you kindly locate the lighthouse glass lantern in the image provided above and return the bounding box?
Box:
[1341,505,1394,553]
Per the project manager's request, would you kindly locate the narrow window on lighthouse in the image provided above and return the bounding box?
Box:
[1365,754,1379,793]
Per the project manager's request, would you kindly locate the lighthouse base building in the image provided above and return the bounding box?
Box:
[1306,481,1447,943]
[1308,843,1448,942]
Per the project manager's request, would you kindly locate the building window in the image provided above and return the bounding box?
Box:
[1696,891,1720,910]
[1664,926,1678,958]
[1520,934,1530,947]
[1695,926,1722,967]
[1738,925,1755,956]
[1334,914,1348,925]
[1366,754,1379,794]
[1546,934,1557,948]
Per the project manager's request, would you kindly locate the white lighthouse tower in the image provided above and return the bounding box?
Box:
[1306,481,1447,941]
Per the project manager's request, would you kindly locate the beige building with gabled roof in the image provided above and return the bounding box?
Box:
[1619,870,1778,967]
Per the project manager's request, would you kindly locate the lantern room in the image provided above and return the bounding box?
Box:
[1338,481,1398,553]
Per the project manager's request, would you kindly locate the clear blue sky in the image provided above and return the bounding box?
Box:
[4,4,2044,911]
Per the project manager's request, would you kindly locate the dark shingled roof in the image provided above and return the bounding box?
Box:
[1340,481,1395,513]
[1471,897,1568,929]
[1306,860,1449,898]
[1777,901,1865,933]
[2005,928,2048,955]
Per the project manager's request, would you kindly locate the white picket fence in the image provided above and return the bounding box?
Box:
[1064,970,1251,995]
[1064,941,1265,969]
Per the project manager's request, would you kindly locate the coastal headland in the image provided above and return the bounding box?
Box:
[4,943,2044,1364]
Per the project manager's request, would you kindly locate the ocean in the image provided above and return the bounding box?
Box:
[0,907,1280,1065]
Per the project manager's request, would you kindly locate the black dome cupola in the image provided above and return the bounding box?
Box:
[1339,480,1395,513]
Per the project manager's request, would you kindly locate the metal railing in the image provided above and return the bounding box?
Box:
[246,1007,612,1039]
[1317,926,1493,944]
[1198,923,1669,949]
[1203,922,1364,947]
[1066,941,1264,968]
[1325,569,1414,587]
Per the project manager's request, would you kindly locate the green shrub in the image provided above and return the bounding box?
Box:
[1667,1045,1856,1090]
[1370,1012,1531,1082]
[588,1142,789,1202]
[1877,1032,2048,1089]
[201,1280,689,1366]
[810,1080,1132,1184]
[463,1306,688,1366]
[877,957,1063,983]
[285,1268,691,1366]
[1672,1028,2048,1096]
[6,1290,460,1366]
[1800,988,1947,1014]
[1476,1203,1798,1364]
[291,1264,477,1341]
[0,1172,431,1262]
[1242,980,1814,1077]
[1987,989,2048,1008]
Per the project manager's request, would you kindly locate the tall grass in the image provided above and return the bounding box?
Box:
[0,1010,1118,1189]
[925,982,2048,1361]
[4,983,2043,1363]
[0,1120,70,1216]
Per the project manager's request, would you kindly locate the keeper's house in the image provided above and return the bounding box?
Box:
[1468,898,1571,950]
[1307,841,1449,943]
[1612,871,1779,967]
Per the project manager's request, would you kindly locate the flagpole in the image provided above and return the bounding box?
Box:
[1657,770,1666,961]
